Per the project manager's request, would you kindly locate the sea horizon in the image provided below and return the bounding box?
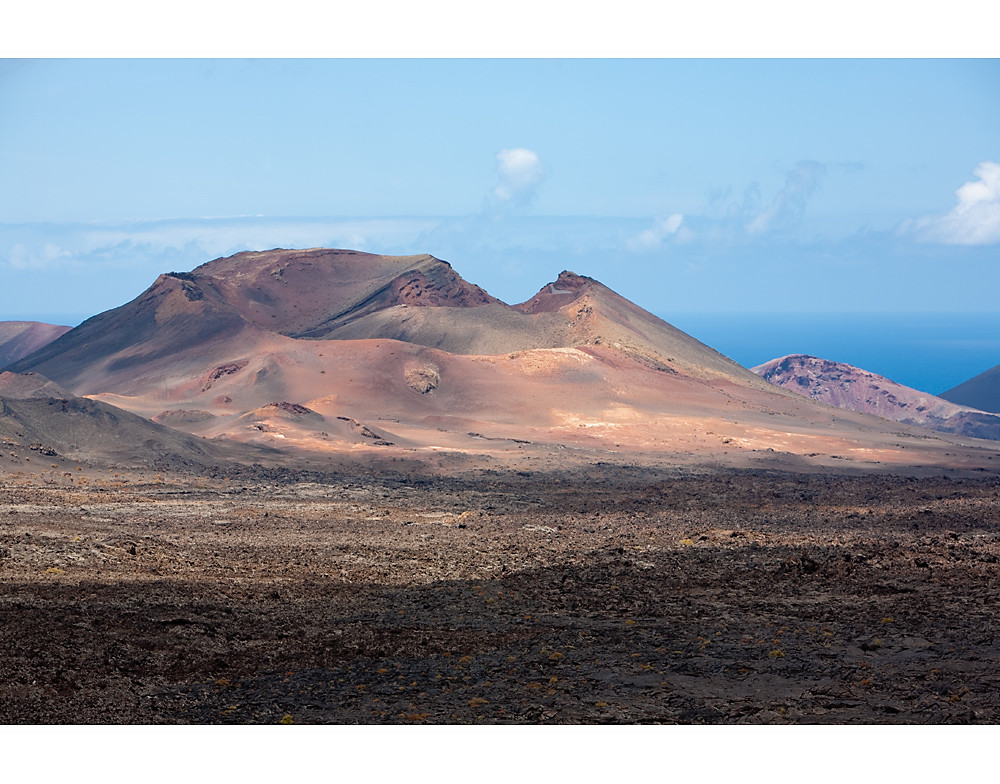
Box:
[665,311,1000,397]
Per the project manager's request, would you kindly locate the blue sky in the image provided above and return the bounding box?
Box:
[2,57,998,325]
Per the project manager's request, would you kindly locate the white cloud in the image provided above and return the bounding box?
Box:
[746,161,826,235]
[0,216,443,273]
[627,213,686,251]
[910,161,1000,245]
[490,148,544,207]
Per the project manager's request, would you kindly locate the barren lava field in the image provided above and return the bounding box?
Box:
[2,461,999,724]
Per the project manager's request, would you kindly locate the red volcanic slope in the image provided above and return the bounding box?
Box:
[0,322,71,368]
[753,354,1000,441]
[8,248,1000,470]
[9,249,769,393]
[941,363,1000,415]
[9,250,498,385]
[196,248,501,337]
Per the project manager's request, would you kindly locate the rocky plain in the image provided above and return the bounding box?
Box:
[3,447,999,725]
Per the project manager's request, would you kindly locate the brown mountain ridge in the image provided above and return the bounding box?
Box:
[9,248,1000,472]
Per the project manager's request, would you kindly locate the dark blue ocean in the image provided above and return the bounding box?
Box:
[665,312,1000,397]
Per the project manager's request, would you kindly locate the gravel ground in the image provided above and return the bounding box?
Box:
[2,465,999,724]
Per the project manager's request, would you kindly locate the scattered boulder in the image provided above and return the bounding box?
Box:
[405,365,440,394]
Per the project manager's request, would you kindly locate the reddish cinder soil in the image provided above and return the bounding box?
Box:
[2,462,999,724]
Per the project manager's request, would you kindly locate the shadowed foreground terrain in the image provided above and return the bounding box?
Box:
[2,462,999,724]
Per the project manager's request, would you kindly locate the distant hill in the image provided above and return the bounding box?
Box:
[941,363,1000,415]
[0,321,71,368]
[753,354,1000,441]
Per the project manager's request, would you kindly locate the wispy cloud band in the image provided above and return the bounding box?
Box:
[1,216,443,272]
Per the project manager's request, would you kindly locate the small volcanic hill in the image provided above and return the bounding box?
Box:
[0,321,71,368]
[0,371,278,469]
[941,363,1000,415]
[0,370,71,399]
[753,355,1000,442]
[9,248,1000,472]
